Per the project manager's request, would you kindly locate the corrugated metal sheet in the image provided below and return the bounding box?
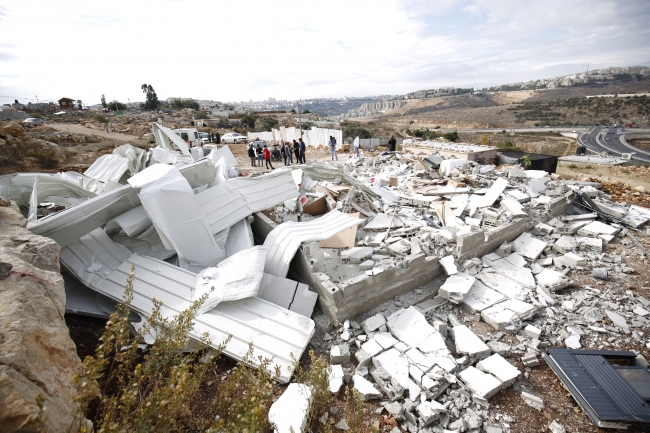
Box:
[153,123,190,156]
[225,218,254,257]
[27,161,217,246]
[263,210,363,277]
[84,154,129,183]
[197,170,298,235]
[27,175,96,223]
[60,230,313,383]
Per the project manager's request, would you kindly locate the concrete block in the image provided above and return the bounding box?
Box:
[476,354,520,388]
[373,348,421,399]
[487,341,511,357]
[371,367,405,402]
[553,235,577,254]
[458,366,502,399]
[329,364,344,394]
[440,255,458,275]
[563,252,585,266]
[513,232,547,261]
[386,306,436,347]
[577,221,618,237]
[481,304,518,331]
[268,383,313,433]
[524,325,542,340]
[361,338,384,358]
[461,280,506,314]
[453,325,490,359]
[521,392,544,411]
[535,268,571,291]
[417,400,446,425]
[330,344,350,364]
[352,374,382,401]
[576,236,603,252]
[439,272,476,304]
[433,320,448,338]
[341,247,373,263]
[361,313,386,334]
[521,352,539,367]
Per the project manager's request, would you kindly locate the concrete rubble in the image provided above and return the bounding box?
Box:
[4,121,650,430]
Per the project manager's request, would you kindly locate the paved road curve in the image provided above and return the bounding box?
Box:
[577,127,650,163]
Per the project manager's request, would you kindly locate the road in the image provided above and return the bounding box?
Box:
[577,127,650,163]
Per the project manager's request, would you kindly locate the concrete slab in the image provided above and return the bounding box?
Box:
[341,247,373,263]
[476,353,520,388]
[489,258,536,288]
[481,304,518,331]
[499,299,537,320]
[417,400,447,426]
[577,221,618,237]
[553,235,577,254]
[458,366,502,399]
[268,383,313,433]
[476,270,528,300]
[453,325,490,359]
[439,272,476,304]
[417,331,448,354]
[361,338,385,358]
[329,364,344,394]
[503,252,527,268]
[415,296,448,313]
[353,374,382,401]
[405,348,436,371]
[330,344,350,364]
[513,232,547,261]
[440,255,458,275]
[461,280,506,314]
[374,332,398,350]
[373,348,421,399]
[386,306,436,347]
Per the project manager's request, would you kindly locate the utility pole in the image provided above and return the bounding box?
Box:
[297,99,303,138]
[582,64,590,81]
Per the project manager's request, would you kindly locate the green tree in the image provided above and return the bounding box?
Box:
[107,100,127,111]
[76,99,83,109]
[101,94,107,108]
[260,116,279,132]
[480,133,489,145]
[289,108,296,114]
[182,99,200,110]
[302,109,310,114]
[443,130,459,142]
[343,124,371,139]
[241,113,257,129]
[141,84,159,110]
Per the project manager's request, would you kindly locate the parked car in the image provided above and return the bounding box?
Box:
[22,118,44,124]
[221,132,248,144]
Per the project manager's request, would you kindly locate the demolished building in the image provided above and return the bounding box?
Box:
[3,121,650,431]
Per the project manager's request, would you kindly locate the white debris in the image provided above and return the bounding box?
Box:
[439,272,476,304]
[268,383,313,433]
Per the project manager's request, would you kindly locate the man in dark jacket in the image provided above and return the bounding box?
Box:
[293,140,300,163]
[255,144,263,166]
[388,136,397,152]
[299,138,306,164]
[247,144,256,167]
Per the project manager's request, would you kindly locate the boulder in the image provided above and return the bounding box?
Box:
[0,121,28,139]
[0,202,89,432]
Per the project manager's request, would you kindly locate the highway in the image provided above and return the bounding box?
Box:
[577,127,650,163]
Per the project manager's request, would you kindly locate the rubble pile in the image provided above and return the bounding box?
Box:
[584,176,650,206]
[0,121,60,151]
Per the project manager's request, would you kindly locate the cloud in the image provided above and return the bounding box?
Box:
[0,0,648,104]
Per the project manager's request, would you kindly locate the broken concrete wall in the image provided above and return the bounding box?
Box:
[0,202,89,432]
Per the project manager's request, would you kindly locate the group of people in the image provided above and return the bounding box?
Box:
[208,131,221,144]
[248,138,306,170]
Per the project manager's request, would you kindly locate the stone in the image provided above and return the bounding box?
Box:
[458,366,502,399]
[417,400,446,425]
[521,392,544,411]
[549,420,566,433]
[439,272,475,304]
[386,306,436,347]
[361,313,386,334]
[453,325,490,359]
[513,232,547,261]
[329,365,344,394]
[439,255,458,275]
[335,418,349,430]
[330,344,351,364]
[352,374,382,400]
[0,261,11,279]
[476,354,520,388]
[461,280,505,314]
[0,203,90,433]
[268,383,313,433]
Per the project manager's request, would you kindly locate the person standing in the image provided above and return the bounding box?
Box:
[293,140,300,164]
[299,138,306,164]
[215,132,221,145]
[388,135,397,152]
[247,144,256,167]
[353,135,360,158]
[280,141,287,165]
[256,143,263,166]
[263,144,274,169]
[329,136,338,161]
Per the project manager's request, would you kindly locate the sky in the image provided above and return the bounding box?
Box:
[1,0,649,106]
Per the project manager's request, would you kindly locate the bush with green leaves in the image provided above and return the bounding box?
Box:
[443,130,459,141]
[343,123,371,139]
[260,116,279,131]
[93,114,108,123]
[107,100,127,111]
[194,111,208,120]
[241,113,257,129]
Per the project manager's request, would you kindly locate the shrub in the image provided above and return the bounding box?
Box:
[93,114,108,123]
[434,125,441,129]
[569,164,578,169]
[443,130,459,142]
[300,121,314,131]
[194,111,208,120]
[260,116,279,132]
[33,148,60,169]
[585,165,592,169]
[241,113,257,129]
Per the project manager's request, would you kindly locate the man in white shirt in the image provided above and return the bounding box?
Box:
[353,135,360,158]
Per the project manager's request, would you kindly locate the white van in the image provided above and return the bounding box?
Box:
[173,128,201,148]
